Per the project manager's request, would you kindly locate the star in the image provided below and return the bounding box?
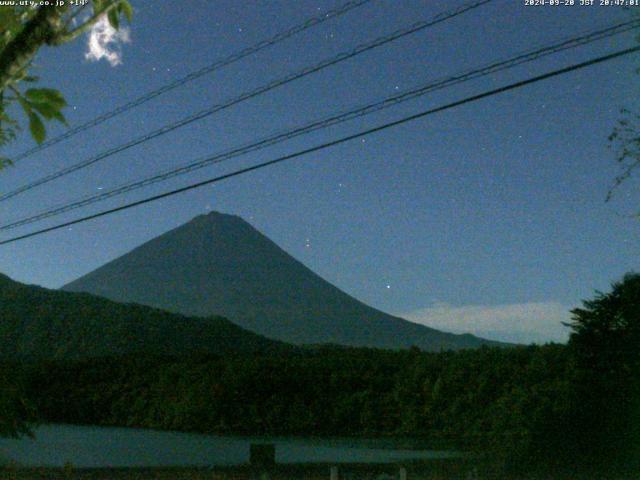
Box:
[386,285,391,289]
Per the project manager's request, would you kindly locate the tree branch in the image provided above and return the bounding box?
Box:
[0,6,67,93]
[51,0,121,45]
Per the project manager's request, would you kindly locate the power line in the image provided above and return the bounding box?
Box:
[1,45,637,247]
[9,0,374,163]
[0,0,492,202]
[1,18,637,231]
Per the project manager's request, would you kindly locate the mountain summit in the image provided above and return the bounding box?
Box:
[63,211,497,350]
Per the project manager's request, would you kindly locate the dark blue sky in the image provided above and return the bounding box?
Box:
[0,0,638,342]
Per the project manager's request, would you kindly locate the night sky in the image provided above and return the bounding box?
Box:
[0,0,638,343]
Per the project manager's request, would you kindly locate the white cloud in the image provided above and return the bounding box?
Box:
[85,15,130,66]
[399,301,573,344]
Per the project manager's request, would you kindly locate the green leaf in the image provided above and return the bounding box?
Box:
[92,0,105,12]
[28,112,46,144]
[0,10,20,34]
[0,157,13,170]
[119,1,133,23]
[16,95,32,116]
[108,9,119,30]
[0,10,14,24]
[24,89,66,109]
[51,110,67,125]
[30,102,67,124]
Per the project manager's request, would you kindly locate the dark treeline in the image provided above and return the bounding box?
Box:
[3,274,639,476]
[9,344,606,474]
[0,272,289,360]
[24,345,569,442]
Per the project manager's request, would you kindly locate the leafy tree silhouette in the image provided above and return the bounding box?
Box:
[0,1,132,166]
[565,273,640,473]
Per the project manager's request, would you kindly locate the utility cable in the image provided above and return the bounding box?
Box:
[9,0,375,162]
[0,0,493,202]
[1,18,637,231]
[0,44,637,246]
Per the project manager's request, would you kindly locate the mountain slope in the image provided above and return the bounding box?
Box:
[64,211,499,350]
[0,273,286,359]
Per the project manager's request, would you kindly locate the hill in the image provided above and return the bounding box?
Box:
[64,211,499,350]
[0,273,286,359]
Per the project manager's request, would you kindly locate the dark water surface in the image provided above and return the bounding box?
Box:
[0,424,458,467]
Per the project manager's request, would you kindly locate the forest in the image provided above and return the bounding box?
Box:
[0,273,288,359]
[2,273,639,476]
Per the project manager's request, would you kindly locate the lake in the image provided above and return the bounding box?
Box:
[0,424,458,468]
